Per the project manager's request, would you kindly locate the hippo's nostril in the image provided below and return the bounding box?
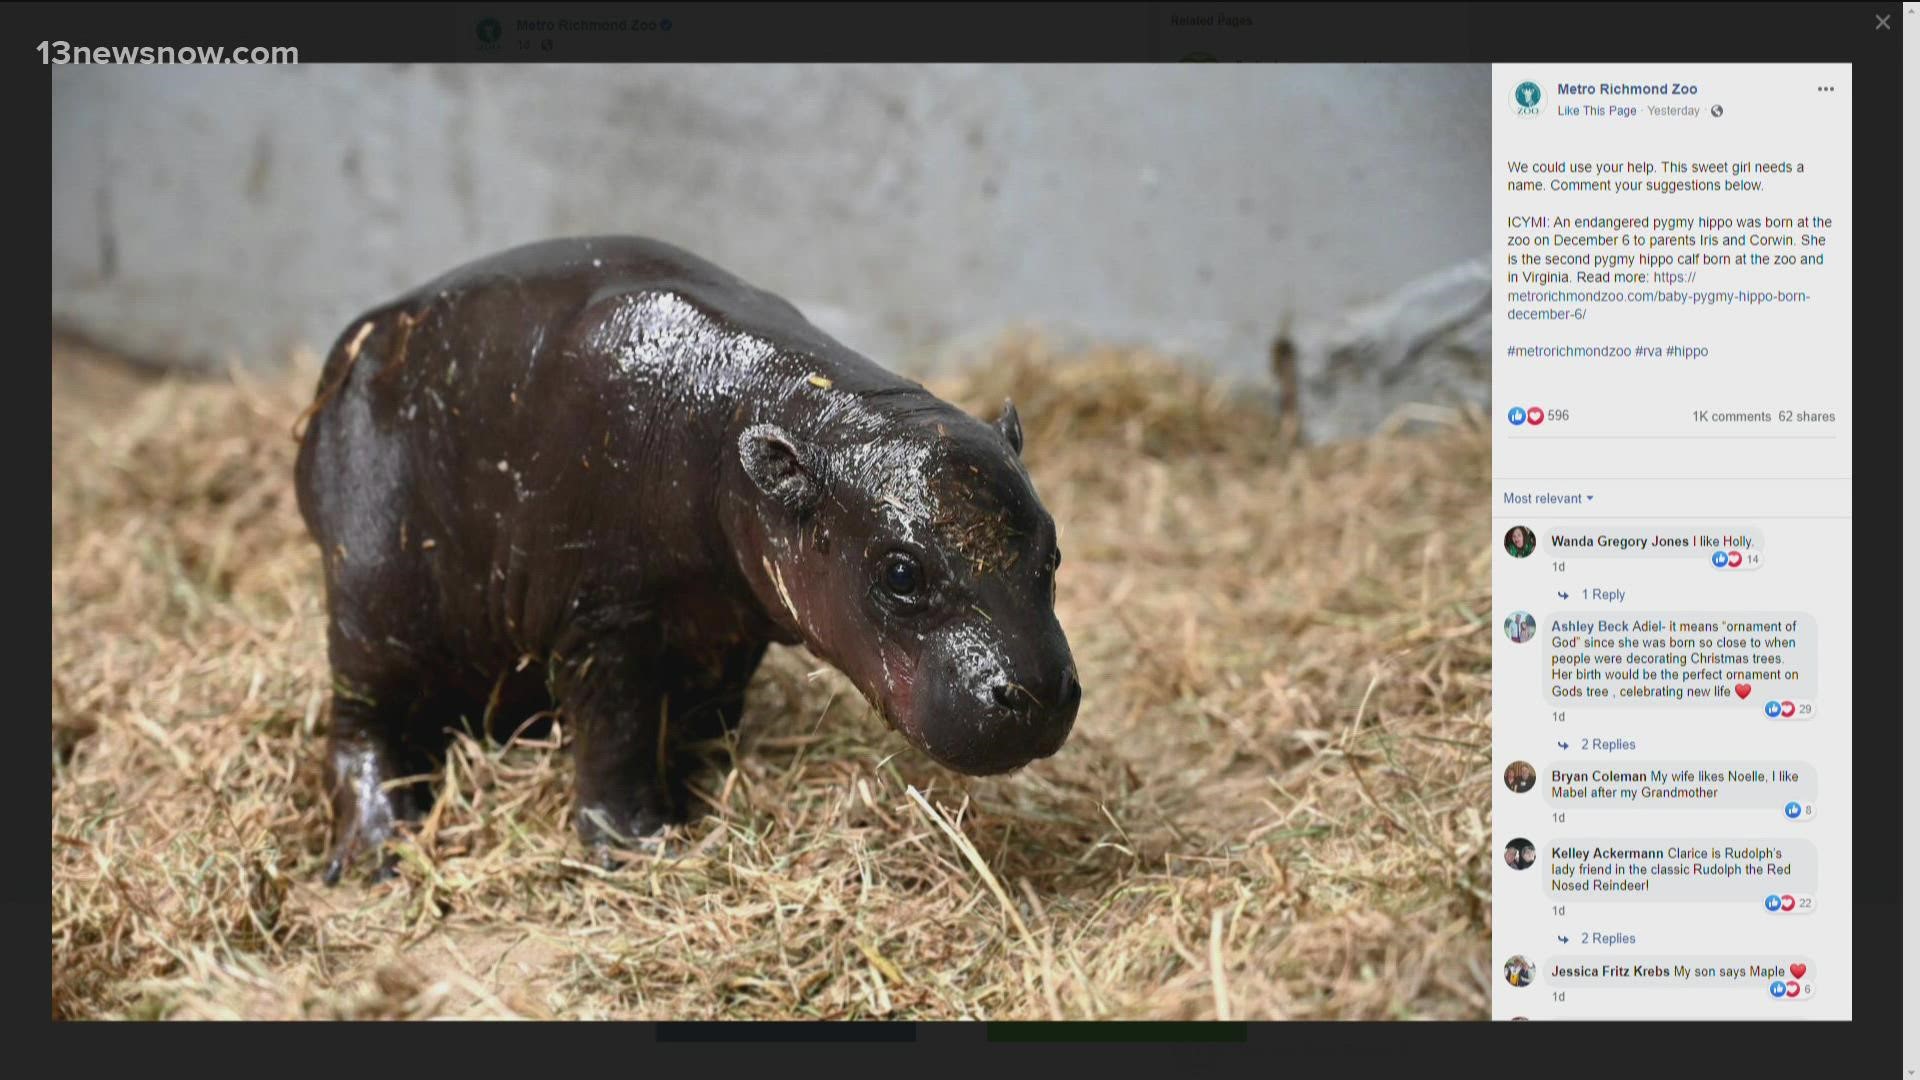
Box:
[993,676,1079,720]
[991,683,1026,713]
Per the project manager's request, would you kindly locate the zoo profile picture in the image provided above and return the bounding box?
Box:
[1504,955,1536,988]
[1503,610,1537,644]
[1504,760,1537,794]
[1504,838,1537,871]
[1504,525,1536,559]
[1511,80,1543,115]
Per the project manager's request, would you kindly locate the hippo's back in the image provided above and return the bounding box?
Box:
[293,236,923,663]
[402,236,859,370]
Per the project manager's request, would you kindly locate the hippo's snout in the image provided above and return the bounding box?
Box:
[917,660,1079,777]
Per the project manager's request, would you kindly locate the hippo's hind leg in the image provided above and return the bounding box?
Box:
[552,637,766,853]
[316,572,452,884]
[323,681,416,884]
[319,635,439,885]
[299,375,444,884]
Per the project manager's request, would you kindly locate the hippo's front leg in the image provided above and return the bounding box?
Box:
[552,637,686,852]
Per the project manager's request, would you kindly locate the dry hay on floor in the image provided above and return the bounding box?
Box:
[51,331,1493,1021]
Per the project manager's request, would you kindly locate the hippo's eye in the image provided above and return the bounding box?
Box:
[882,553,925,599]
[1049,547,1062,571]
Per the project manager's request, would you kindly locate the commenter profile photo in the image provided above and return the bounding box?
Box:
[1504,524,1536,558]
[1504,610,1536,644]
[1505,956,1536,988]
[1504,760,1537,794]
[1504,838,1537,870]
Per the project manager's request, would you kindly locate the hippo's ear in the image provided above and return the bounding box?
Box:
[994,398,1024,457]
[738,423,822,514]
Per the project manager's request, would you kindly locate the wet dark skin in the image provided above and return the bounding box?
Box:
[295,237,1080,882]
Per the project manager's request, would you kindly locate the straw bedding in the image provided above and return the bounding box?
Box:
[52,332,1492,1020]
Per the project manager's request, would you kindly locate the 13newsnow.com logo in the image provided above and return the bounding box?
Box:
[1512,80,1543,115]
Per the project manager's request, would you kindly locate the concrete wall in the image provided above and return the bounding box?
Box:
[52,63,1491,432]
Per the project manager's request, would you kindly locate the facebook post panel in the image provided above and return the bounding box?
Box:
[1491,65,1850,1021]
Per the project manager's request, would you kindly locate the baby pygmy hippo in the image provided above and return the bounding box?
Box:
[294,237,1079,881]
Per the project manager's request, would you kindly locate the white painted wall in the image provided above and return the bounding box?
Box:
[52,63,1491,433]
